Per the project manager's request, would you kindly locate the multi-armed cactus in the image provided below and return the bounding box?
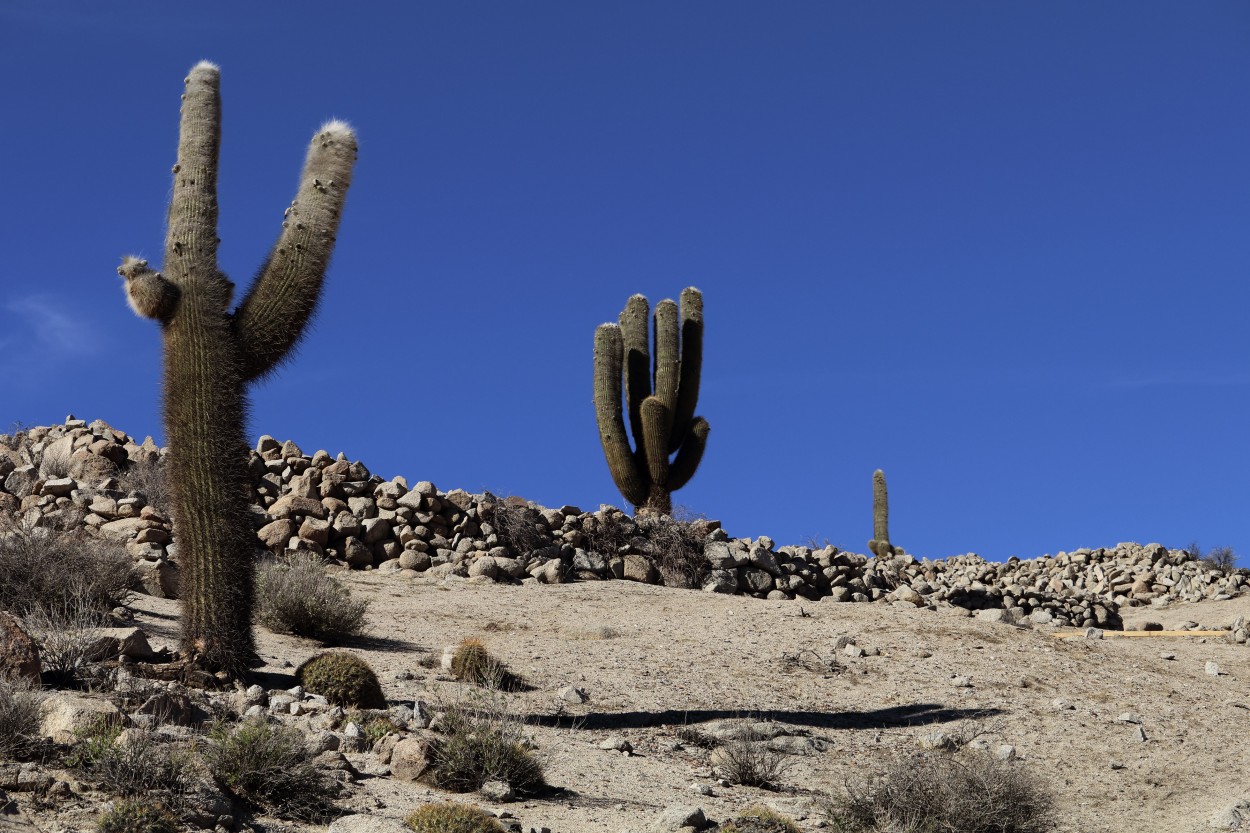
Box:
[867,469,895,557]
[116,63,357,676]
[593,288,710,515]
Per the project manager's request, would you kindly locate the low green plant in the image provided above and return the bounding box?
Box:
[404,801,504,833]
[257,554,368,643]
[64,717,124,768]
[425,701,545,795]
[204,717,331,821]
[347,712,401,747]
[98,800,179,833]
[720,805,802,833]
[68,725,194,801]
[296,651,386,709]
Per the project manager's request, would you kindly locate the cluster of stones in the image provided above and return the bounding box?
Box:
[1,418,1246,630]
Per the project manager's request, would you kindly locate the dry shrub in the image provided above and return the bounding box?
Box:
[481,496,551,556]
[1202,546,1238,573]
[426,699,545,795]
[118,455,172,511]
[204,717,332,821]
[257,555,367,644]
[0,519,133,618]
[70,725,196,802]
[712,730,794,790]
[581,510,636,558]
[23,606,110,689]
[0,677,44,760]
[636,513,710,589]
[824,751,1055,833]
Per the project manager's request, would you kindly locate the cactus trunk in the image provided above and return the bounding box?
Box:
[869,468,893,557]
[117,63,356,677]
[164,319,255,671]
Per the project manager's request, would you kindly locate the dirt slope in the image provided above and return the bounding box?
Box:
[127,574,1250,833]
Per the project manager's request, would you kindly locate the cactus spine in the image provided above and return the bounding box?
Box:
[593,288,709,515]
[868,468,894,557]
[116,63,357,676]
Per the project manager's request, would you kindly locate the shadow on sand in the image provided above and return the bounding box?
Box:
[525,703,1002,732]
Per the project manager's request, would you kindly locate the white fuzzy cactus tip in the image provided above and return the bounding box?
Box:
[318,119,355,138]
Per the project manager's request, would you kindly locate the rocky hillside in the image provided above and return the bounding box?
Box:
[1,416,1245,633]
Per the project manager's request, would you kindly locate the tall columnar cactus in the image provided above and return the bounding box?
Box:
[868,469,894,557]
[593,288,710,515]
[115,62,357,676]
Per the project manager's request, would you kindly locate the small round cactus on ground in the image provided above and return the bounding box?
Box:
[718,805,802,833]
[296,651,385,709]
[404,802,504,833]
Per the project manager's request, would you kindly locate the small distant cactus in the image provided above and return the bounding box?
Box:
[98,800,179,833]
[449,638,523,691]
[719,805,802,833]
[593,288,709,516]
[296,651,385,709]
[404,802,504,833]
[868,469,896,557]
[115,63,357,676]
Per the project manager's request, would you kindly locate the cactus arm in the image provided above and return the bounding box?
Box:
[594,324,648,507]
[668,416,709,491]
[166,61,222,280]
[619,294,651,457]
[640,395,671,489]
[118,257,180,322]
[669,287,703,452]
[653,298,680,416]
[233,121,358,382]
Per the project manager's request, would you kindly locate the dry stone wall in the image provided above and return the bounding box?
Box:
[1,417,1244,630]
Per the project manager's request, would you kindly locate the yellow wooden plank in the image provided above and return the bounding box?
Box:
[1050,625,1225,637]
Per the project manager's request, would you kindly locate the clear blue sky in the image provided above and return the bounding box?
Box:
[2,2,1247,562]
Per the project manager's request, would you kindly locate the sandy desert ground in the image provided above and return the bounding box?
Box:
[109,571,1250,833]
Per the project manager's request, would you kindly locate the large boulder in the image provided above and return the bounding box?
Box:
[40,693,125,744]
[389,736,433,782]
[0,613,40,684]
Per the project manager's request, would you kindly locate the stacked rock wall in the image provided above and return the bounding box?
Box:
[1,417,1244,629]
